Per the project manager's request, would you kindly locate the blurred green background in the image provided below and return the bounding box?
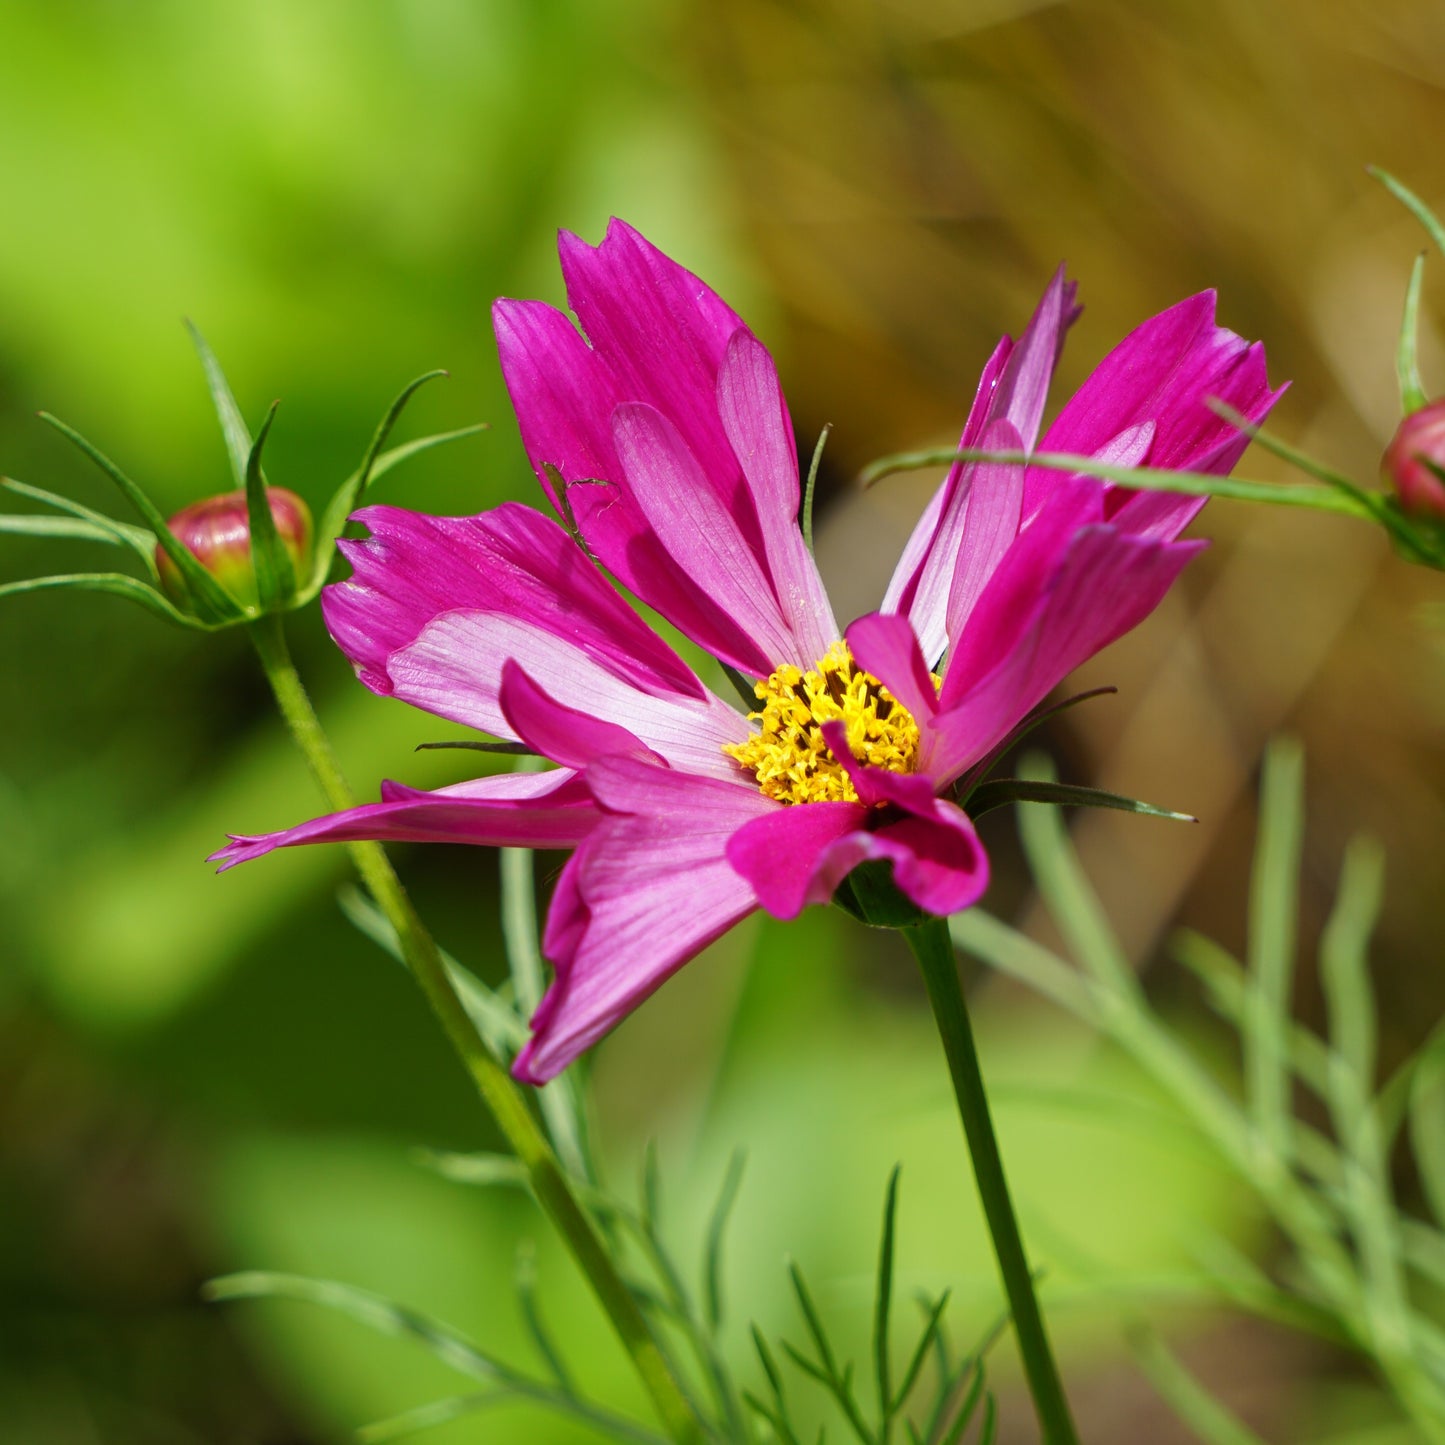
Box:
[3,2,1444,1441]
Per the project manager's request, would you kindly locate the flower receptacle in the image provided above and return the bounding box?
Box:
[156,487,313,612]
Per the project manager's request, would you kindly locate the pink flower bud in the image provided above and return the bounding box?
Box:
[157,487,313,608]
[1383,401,1445,519]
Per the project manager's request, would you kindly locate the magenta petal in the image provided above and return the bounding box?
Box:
[612,401,800,667]
[844,612,939,726]
[725,801,871,918]
[818,719,942,812]
[727,781,989,921]
[390,611,749,781]
[513,758,775,1084]
[930,525,1205,782]
[942,419,1027,650]
[498,660,657,769]
[494,297,777,679]
[716,329,838,661]
[322,502,704,703]
[988,265,1079,451]
[210,768,598,872]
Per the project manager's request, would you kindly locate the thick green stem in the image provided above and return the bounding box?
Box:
[246,614,701,1445]
[904,917,1080,1445]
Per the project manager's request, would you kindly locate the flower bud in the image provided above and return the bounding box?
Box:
[156,487,313,608]
[1383,401,1445,519]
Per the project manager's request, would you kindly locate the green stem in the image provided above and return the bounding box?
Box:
[904,917,1080,1445]
[245,614,701,1445]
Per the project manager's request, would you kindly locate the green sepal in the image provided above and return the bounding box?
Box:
[242,399,293,613]
[414,738,536,755]
[185,320,254,489]
[0,570,218,629]
[839,860,932,929]
[303,371,455,600]
[2,477,159,574]
[963,776,1195,823]
[1397,252,1430,415]
[37,411,245,623]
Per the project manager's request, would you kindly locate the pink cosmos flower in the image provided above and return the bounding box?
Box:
[214,221,1282,1084]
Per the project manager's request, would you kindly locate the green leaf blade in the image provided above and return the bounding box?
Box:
[242,400,293,613]
[185,319,254,488]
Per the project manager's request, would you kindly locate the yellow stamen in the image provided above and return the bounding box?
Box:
[722,642,930,805]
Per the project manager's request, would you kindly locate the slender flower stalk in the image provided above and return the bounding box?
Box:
[905,917,1079,1445]
[244,612,701,1445]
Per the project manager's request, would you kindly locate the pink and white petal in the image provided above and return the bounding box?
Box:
[727,787,989,921]
[883,337,1012,628]
[498,660,659,769]
[726,801,871,918]
[514,759,775,1084]
[494,299,778,679]
[988,266,1079,451]
[938,474,1104,708]
[930,526,1205,783]
[211,768,598,872]
[612,402,800,668]
[716,329,839,660]
[901,417,1025,667]
[844,612,939,726]
[942,424,1028,651]
[322,502,704,703]
[390,611,750,780]
[558,221,746,498]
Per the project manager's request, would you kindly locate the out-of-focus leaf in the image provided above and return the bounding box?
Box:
[413,1150,528,1191]
[874,1165,900,1436]
[1245,738,1305,1161]
[703,1150,745,1334]
[1412,1043,1445,1231]
[1127,1324,1268,1445]
[1371,167,1445,262]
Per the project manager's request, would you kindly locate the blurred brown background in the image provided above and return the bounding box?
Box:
[1,1,1442,1441]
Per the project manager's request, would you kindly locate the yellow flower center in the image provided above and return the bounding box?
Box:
[722,642,928,805]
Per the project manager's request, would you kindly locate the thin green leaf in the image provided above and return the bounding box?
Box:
[0,570,206,628]
[1377,1021,1445,1151]
[242,400,292,613]
[1321,837,1385,1096]
[949,909,1102,1025]
[858,446,1365,516]
[2,477,158,570]
[787,1260,839,1379]
[1014,753,1141,998]
[938,1363,986,1445]
[720,660,760,710]
[502,838,545,1017]
[336,885,525,1052]
[966,776,1194,823]
[1370,166,1445,261]
[1127,1324,1268,1445]
[1245,739,1305,1162]
[414,738,535,755]
[954,686,1117,796]
[515,1241,574,1390]
[38,412,243,621]
[307,371,454,596]
[704,1150,746,1333]
[974,1395,998,1445]
[185,319,253,488]
[1398,253,1430,415]
[802,422,832,553]
[205,1272,508,1382]
[0,513,137,543]
[413,1149,528,1190]
[1412,1039,1445,1231]
[640,1139,661,1235]
[743,1388,802,1445]
[1171,930,1334,1102]
[890,1290,951,1416]
[875,1165,902,1437]
[753,1328,787,1404]
[358,1392,509,1443]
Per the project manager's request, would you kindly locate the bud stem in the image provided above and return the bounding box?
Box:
[244,612,701,1445]
[904,916,1080,1445]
